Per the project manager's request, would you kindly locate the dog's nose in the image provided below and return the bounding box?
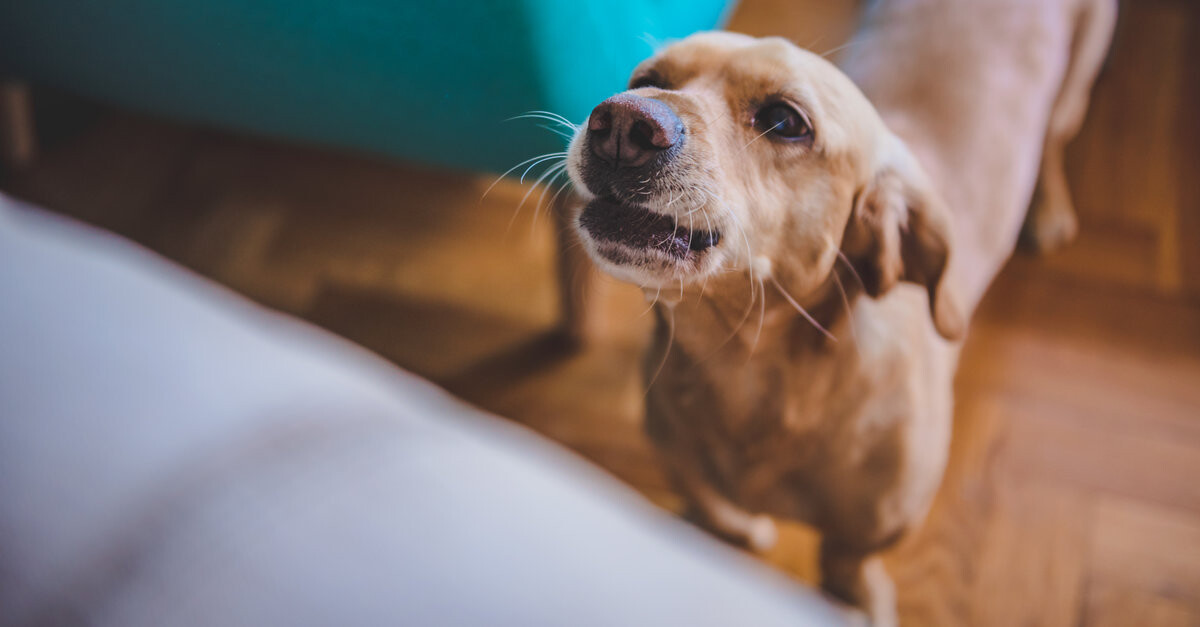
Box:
[587,94,683,168]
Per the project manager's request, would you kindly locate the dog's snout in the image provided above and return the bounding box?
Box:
[587,94,683,169]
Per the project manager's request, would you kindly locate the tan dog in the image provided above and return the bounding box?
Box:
[563,0,1114,623]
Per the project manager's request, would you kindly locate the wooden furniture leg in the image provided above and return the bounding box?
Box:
[0,81,36,169]
[552,191,597,345]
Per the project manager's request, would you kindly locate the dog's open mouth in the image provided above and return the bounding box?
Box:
[579,198,721,264]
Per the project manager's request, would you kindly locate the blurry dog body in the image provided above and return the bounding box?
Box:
[565,0,1114,623]
[843,0,1116,304]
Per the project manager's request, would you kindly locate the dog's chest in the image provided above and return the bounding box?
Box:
[646,342,855,508]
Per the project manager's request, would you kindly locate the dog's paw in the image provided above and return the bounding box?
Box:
[745,514,779,553]
[1022,204,1078,254]
[1020,183,1079,254]
[830,597,891,627]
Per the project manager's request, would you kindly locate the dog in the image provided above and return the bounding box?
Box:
[562,0,1115,623]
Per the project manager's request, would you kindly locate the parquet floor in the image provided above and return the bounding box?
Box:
[3,0,1197,624]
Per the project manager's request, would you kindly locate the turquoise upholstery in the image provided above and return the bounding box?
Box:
[0,1,733,174]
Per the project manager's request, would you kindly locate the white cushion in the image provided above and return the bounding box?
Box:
[0,195,842,626]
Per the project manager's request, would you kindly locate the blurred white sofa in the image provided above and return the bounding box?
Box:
[0,193,843,627]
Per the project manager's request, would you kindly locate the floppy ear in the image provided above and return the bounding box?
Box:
[841,134,964,340]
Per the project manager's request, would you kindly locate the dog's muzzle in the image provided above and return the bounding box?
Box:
[574,93,722,274]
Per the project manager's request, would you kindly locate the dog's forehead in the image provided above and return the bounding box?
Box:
[647,34,851,96]
[640,33,883,162]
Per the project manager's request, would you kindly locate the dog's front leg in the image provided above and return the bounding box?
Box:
[820,540,897,627]
[658,451,778,553]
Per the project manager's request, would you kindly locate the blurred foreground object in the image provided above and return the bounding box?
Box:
[0,193,842,626]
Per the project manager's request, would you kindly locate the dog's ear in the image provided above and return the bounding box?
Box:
[842,134,964,340]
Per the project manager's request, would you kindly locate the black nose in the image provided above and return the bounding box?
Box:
[587,94,683,169]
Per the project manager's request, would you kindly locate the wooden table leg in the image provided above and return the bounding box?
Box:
[552,191,597,346]
[1,81,36,169]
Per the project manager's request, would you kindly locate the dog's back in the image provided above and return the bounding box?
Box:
[841,0,1116,310]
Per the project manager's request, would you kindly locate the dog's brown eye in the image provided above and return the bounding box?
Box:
[753,102,812,142]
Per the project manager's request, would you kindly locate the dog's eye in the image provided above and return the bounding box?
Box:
[753,102,812,143]
[630,72,666,90]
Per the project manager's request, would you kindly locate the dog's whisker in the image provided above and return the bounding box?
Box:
[546,176,575,215]
[508,110,571,123]
[640,285,664,317]
[816,30,885,61]
[482,151,569,202]
[524,162,567,209]
[508,111,581,130]
[530,168,570,236]
[817,37,864,60]
[803,32,829,53]
[527,109,581,128]
[832,253,868,355]
[695,197,764,358]
[710,268,763,363]
[664,206,686,278]
[520,153,568,184]
[751,275,767,356]
[768,275,838,343]
[740,120,784,153]
[509,116,580,136]
[698,207,716,298]
[507,161,567,235]
[536,123,576,141]
[836,250,867,291]
[505,113,566,126]
[712,276,758,354]
[704,191,758,308]
[644,304,677,395]
[535,164,568,212]
[832,271,863,360]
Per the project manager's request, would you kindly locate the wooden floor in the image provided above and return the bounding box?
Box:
[3,1,1198,624]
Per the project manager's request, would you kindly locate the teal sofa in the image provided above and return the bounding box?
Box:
[0,0,734,173]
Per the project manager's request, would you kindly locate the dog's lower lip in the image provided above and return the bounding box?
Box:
[579,197,720,261]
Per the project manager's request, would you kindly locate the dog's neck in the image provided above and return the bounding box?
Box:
[656,263,862,362]
[644,263,874,439]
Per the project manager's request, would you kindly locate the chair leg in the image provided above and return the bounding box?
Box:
[552,191,596,345]
[0,81,36,169]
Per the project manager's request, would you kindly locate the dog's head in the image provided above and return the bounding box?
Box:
[566,32,962,339]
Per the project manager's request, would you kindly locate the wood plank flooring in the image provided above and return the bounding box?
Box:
[2,0,1197,624]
